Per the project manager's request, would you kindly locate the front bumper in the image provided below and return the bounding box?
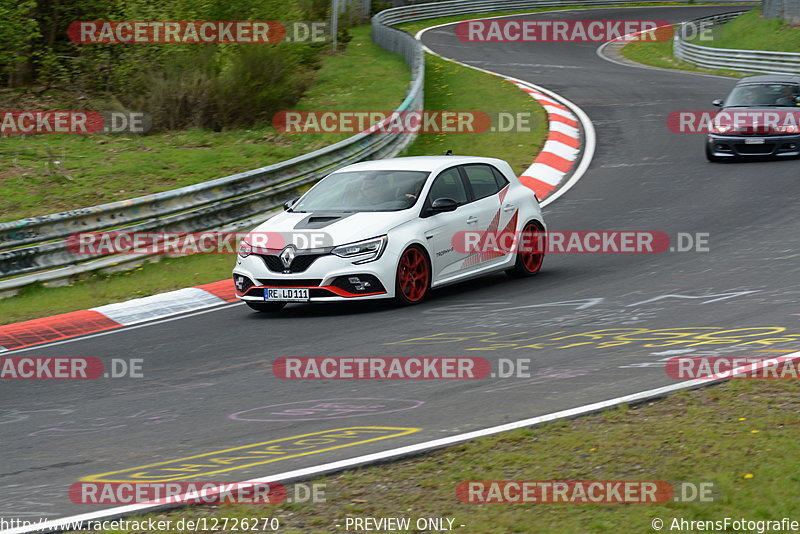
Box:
[706,133,800,158]
[232,249,398,302]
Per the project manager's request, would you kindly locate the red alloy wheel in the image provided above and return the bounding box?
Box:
[520,222,545,273]
[397,247,430,303]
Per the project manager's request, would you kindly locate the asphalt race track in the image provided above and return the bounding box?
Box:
[3,5,799,522]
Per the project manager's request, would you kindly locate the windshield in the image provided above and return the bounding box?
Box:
[725,83,800,107]
[292,170,430,212]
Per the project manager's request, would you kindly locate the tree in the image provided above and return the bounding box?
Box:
[762,0,800,25]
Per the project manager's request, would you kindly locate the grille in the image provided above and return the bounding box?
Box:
[330,274,386,294]
[233,274,254,293]
[258,253,325,273]
[735,143,775,154]
[257,278,322,287]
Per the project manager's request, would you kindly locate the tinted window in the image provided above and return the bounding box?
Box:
[726,83,800,107]
[462,164,501,199]
[491,166,510,189]
[428,168,468,204]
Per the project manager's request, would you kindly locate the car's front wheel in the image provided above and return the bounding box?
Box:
[506,221,545,278]
[246,301,287,313]
[395,245,431,305]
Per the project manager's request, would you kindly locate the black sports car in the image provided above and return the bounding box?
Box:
[706,74,800,161]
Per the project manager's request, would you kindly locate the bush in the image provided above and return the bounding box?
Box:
[127,44,312,131]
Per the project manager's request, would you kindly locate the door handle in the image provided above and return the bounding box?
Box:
[424,231,435,239]
[466,216,479,224]
[503,203,516,212]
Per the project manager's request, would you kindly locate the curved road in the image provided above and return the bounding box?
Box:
[3,5,799,523]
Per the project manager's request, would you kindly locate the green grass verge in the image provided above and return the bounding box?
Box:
[620,35,746,77]
[69,379,800,533]
[693,8,800,52]
[0,25,410,223]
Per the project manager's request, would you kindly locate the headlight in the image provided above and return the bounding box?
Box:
[238,239,252,258]
[776,124,800,134]
[712,124,733,134]
[331,235,387,264]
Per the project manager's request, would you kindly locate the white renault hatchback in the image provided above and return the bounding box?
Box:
[233,155,546,312]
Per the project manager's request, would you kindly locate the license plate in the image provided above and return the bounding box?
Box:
[265,288,309,302]
[745,138,765,144]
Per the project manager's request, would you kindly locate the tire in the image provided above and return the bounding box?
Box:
[246,301,287,313]
[506,221,545,278]
[395,245,431,305]
[705,144,724,163]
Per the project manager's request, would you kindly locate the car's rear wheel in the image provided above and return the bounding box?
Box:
[395,245,431,305]
[246,301,287,313]
[506,221,545,278]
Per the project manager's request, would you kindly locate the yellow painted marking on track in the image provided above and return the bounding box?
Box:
[388,328,800,352]
[81,426,419,482]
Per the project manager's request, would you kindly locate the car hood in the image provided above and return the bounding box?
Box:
[249,210,415,249]
[716,106,800,134]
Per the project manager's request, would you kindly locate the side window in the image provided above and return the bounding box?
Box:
[491,166,510,189]
[427,167,468,204]
[462,164,501,200]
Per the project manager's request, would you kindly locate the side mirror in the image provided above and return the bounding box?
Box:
[712,99,724,107]
[283,197,299,211]
[430,198,458,213]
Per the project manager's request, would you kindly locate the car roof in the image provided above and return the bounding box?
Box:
[736,75,800,85]
[336,155,509,174]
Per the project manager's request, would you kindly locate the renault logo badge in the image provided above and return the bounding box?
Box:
[279,246,296,269]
